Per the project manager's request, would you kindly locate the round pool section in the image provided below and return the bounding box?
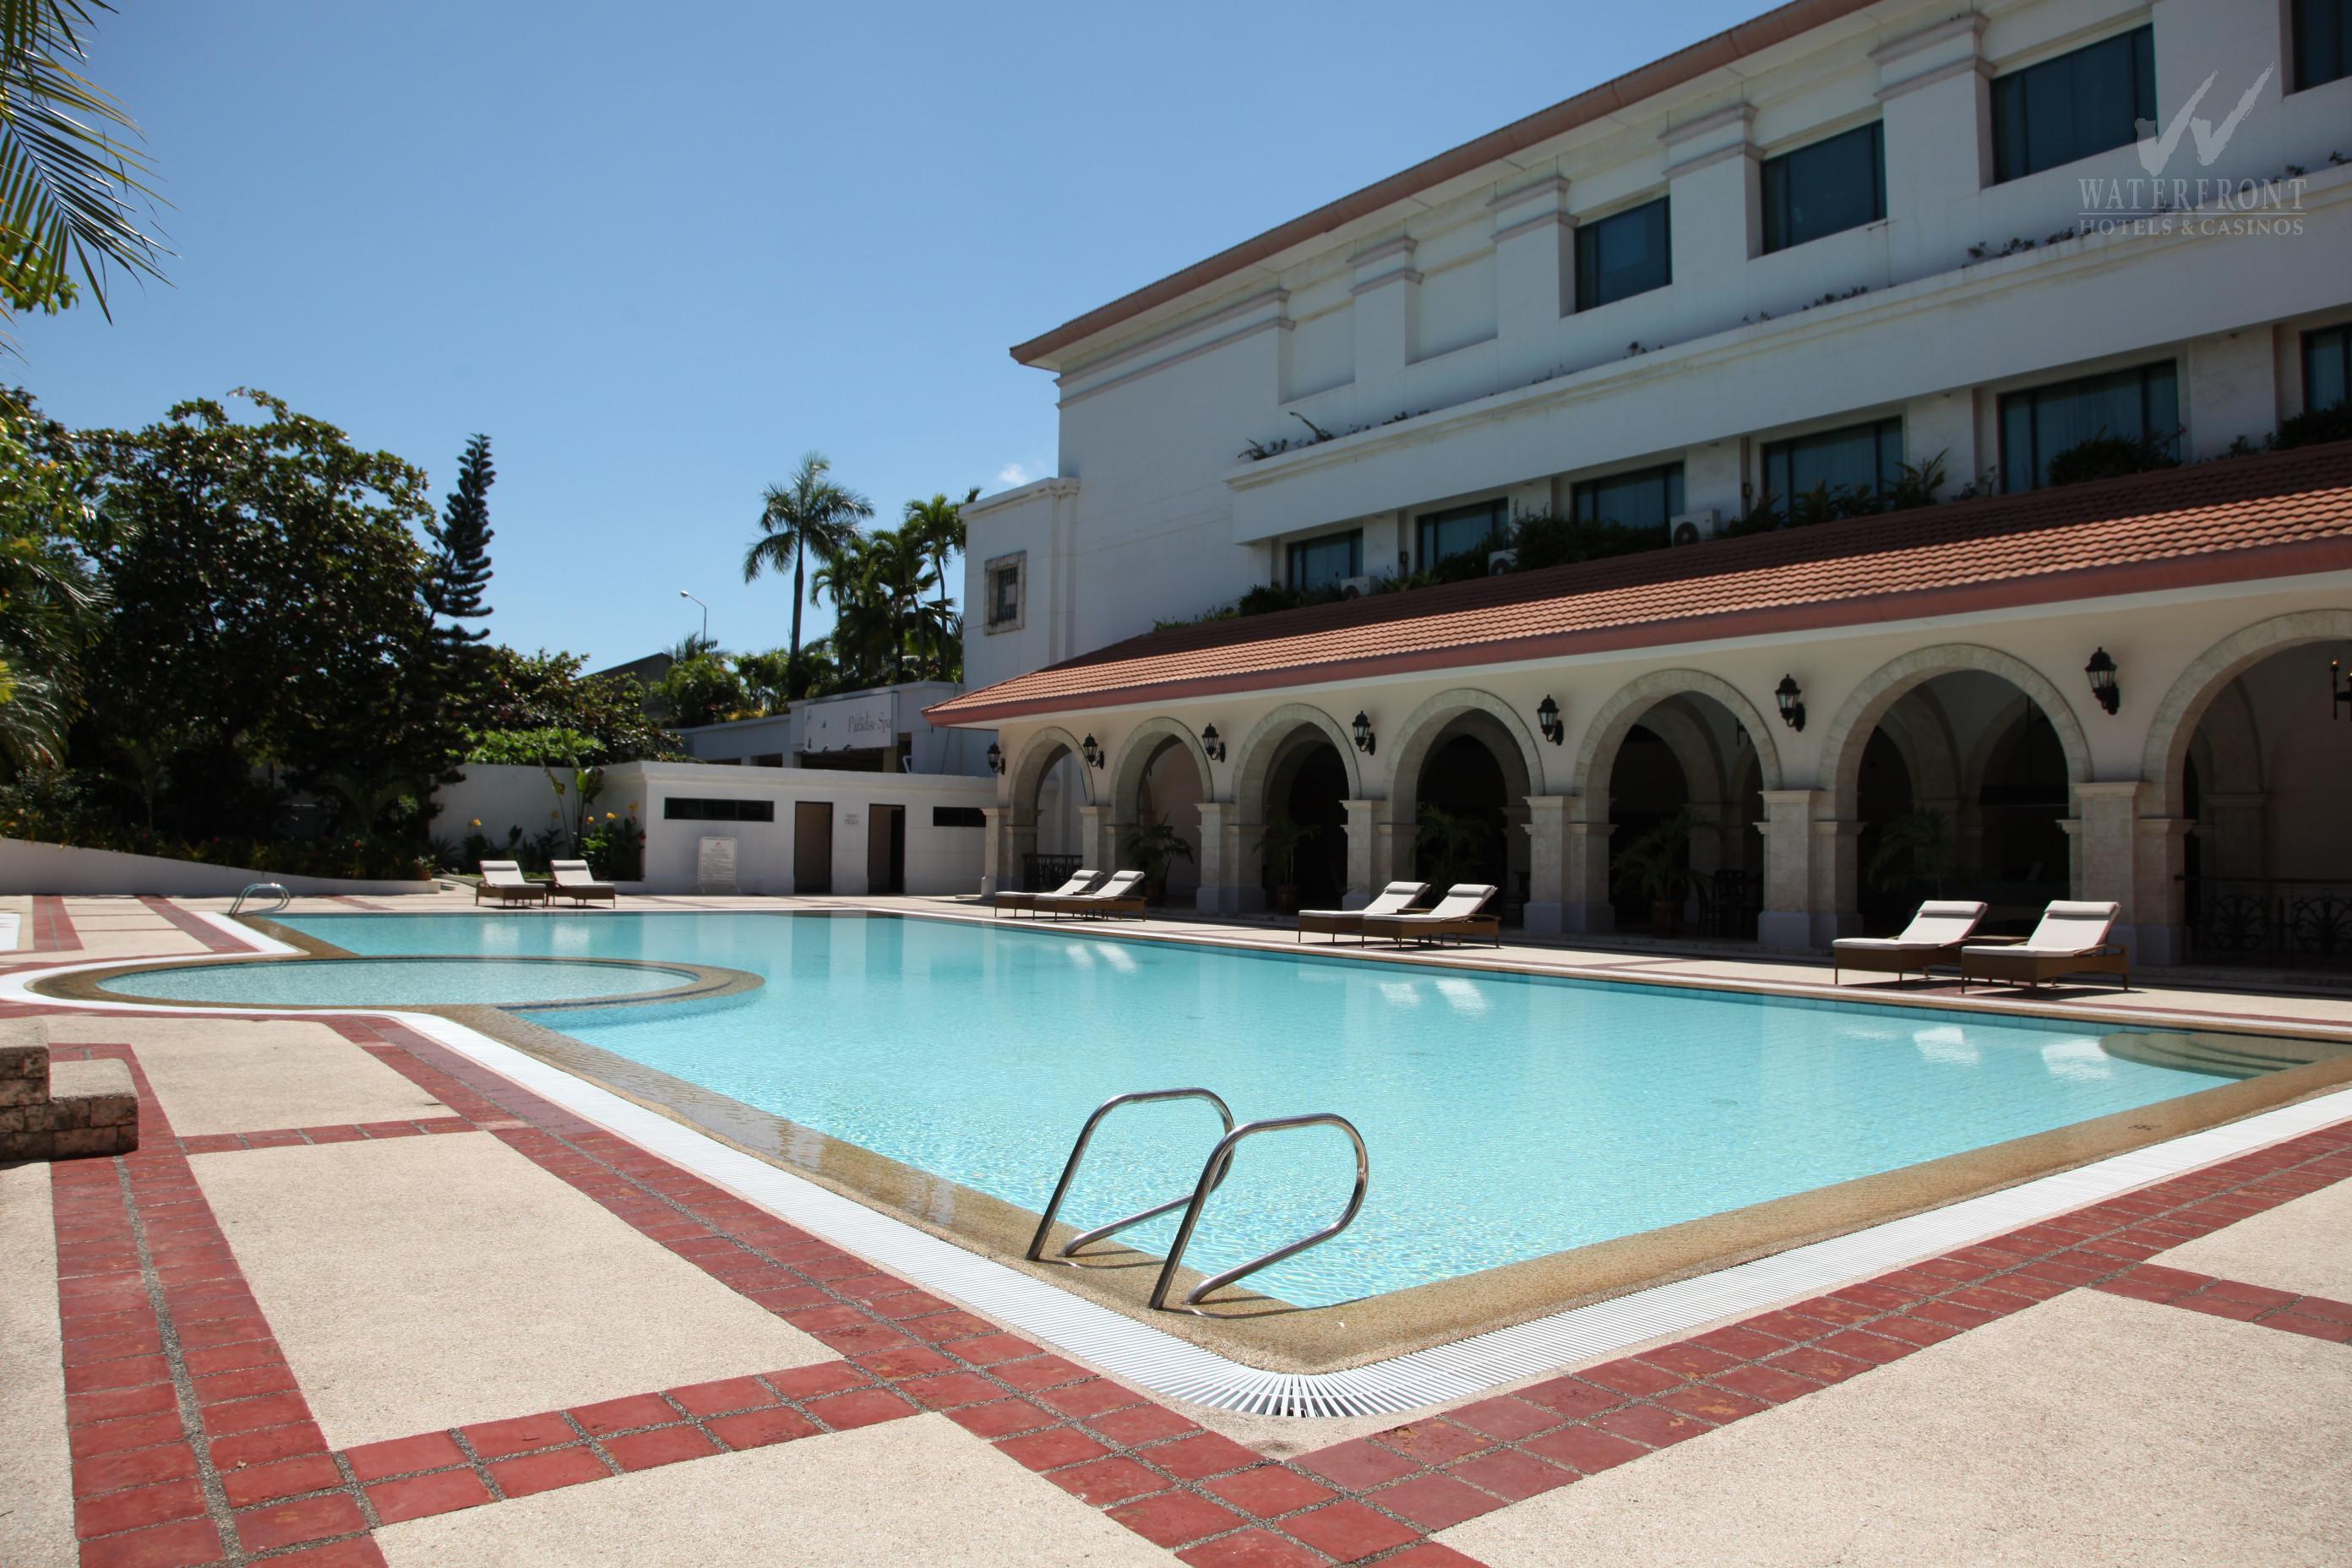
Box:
[95,956,705,1009]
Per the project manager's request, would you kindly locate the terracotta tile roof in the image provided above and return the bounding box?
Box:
[927,442,2352,725]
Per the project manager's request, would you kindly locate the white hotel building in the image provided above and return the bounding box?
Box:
[929,0,2352,967]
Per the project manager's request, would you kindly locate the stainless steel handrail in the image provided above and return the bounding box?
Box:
[229,882,291,917]
[1149,1113,1370,1314]
[1026,1088,1236,1266]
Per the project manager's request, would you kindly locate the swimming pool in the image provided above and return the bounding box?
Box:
[96,956,702,1008]
[255,910,2274,1308]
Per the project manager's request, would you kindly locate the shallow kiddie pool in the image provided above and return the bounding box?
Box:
[95,956,701,1009]
[237,910,2345,1310]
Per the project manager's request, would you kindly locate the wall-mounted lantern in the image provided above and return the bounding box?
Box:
[1200,725,1227,763]
[2333,658,2351,720]
[1774,675,1806,732]
[984,740,1004,776]
[1080,734,1103,769]
[1535,694,1563,745]
[2084,647,2121,716]
[1351,710,1377,757]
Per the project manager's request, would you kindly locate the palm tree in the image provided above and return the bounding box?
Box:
[0,1,170,330]
[901,487,977,678]
[743,454,872,700]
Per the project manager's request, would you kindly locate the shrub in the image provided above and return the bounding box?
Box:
[2044,428,2180,487]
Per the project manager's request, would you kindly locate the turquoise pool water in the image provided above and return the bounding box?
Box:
[275,912,2237,1305]
[99,956,697,1007]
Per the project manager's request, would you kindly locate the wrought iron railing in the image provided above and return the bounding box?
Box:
[1022,853,1084,893]
[2180,877,2352,967]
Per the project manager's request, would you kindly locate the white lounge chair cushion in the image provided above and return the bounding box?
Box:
[1047,869,1101,896]
[1833,900,1988,952]
[1062,870,1145,901]
[1298,882,1431,921]
[1966,901,2120,956]
[479,861,531,887]
[1378,885,1498,923]
[550,860,612,887]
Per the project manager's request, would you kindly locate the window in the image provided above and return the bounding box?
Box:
[982,550,1024,632]
[1571,463,1685,533]
[932,806,988,828]
[1761,417,1905,502]
[2295,0,2352,90]
[1992,26,2155,182]
[2306,324,2352,411]
[1574,198,1671,310]
[662,797,776,822]
[1761,123,1886,253]
[1414,500,1506,570]
[1998,361,2178,492]
[1286,528,1362,591]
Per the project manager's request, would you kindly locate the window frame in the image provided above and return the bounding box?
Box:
[1569,462,1687,533]
[1761,416,1906,503]
[1284,527,1364,592]
[1413,500,1507,572]
[980,549,1025,634]
[2293,0,2352,91]
[2303,324,2352,411]
[1573,196,1673,312]
[662,797,777,823]
[1990,24,2157,184]
[1996,359,2180,493]
[1760,122,1886,254]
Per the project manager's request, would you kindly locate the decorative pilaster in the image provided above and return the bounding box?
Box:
[979,806,1007,896]
[1756,788,1822,949]
[1524,795,1571,934]
[1561,795,1616,935]
[1342,799,1380,909]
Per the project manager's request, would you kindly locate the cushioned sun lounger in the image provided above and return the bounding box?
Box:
[1959,901,2130,992]
[548,859,618,906]
[1358,884,1501,947]
[475,860,547,906]
[1297,881,1431,942]
[994,868,1100,917]
[1033,869,1147,920]
[1831,900,1990,984]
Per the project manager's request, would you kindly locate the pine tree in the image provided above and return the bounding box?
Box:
[426,434,495,655]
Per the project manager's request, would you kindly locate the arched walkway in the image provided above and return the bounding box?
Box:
[1211,704,1364,913]
[1003,726,1092,890]
[1386,690,1547,916]
[1107,719,1213,906]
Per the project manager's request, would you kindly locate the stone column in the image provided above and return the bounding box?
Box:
[1524,796,1571,934]
[1078,804,1114,877]
[2069,781,2147,960]
[1342,799,1380,908]
[2134,814,2194,966]
[1194,802,1237,914]
[979,806,1008,896]
[1561,795,1616,934]
[1813,816,1865,940]
[1756,788,1821,949]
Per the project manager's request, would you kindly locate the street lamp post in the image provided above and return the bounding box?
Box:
[679,589,708,646]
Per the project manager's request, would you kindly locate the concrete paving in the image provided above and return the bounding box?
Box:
[43,1015,449,1135]
[0,1163,72,1568]
[2159,1178,2352,1301]
[1440,1289,2352,1566]
[374,1414,1174,1567]
[193,1134,833,1448]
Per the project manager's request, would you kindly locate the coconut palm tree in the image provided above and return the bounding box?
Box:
[743,454,872,700]
[901,487,977,678]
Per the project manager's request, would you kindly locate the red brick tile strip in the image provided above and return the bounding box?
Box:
[2095,1264,2352,1342]
[134,898,253,955]
[31,893,79,951]
[175,1119,477,1156]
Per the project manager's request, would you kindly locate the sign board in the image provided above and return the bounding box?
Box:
[799,690,895,754]
[694,836,738,895]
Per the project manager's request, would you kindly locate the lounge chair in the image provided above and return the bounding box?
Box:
[1359,884,1501,947]
[994,868,1100,918]
[1959,901,2131,993]
[475,860,546,907]
[1033,869,1147,921]
[1831,900,1990,985]
[1297,881,1431,943]
[548,859,618,907]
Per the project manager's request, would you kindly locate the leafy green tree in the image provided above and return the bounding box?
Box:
[423,435,494,671]
[0,0,170,335]
[735,648,792,715]
[0,387,101,770]
[79,389,438,840]
[901,487,976,679]
[465,645,681,763]
[655,652,745,729]
[743,453,870,700]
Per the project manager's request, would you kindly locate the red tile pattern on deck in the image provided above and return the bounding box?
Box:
[133,898,251,954]
[175,1119,477,1156]
[25,1004,2352,1568]
[2096,1266,2352,1341]
[31,894,79,951]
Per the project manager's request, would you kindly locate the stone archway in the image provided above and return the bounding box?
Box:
[1385,689,1549,912]
[1818,645,2090,817]
[1206,704,1365,913]
[1002,725,1095,890]
[2141,610,2352,815]
[1107,717,1213,906]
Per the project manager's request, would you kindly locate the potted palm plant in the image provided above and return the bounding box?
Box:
[1613,807,1700,938]
[1121,818,1195,906]
[1254,816,1317,914]
[1413,803,1496,891]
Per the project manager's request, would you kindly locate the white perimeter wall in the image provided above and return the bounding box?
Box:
[0,839,435,897]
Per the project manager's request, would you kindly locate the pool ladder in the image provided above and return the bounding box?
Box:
[229,882,291,917]
[1026,1088,1370,1315]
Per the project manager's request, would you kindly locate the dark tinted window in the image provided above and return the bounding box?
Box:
[1762,418,1905,500]
[1574,199,1671,310]
[2295,0,2352,90]
[1571,464,1685,532]
[1414,501,1505,570]
[1761,122,1886,253]
[662,798,777,822]
[1998,362,2178,491]
[1286,529,1362,591]
[1992,26,2156,182]
[932,806,988,828]
[2305,325,2352,411]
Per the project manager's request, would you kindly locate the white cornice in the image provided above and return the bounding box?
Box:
[1058,288,1288,389]
[1877,56,1994,101]
[1870,12,1985,66]
[1658,103,1755,149]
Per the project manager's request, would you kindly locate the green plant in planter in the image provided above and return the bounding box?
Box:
[1254,816,1318,910]
[1120,818,1195,904]
[1414,803,1496,890]
[1612,807,1701,934]
[1864,808,1958,901]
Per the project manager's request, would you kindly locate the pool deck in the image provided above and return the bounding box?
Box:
[3,890,2348,1566]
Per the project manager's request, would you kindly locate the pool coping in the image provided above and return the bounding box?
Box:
[21,903,2352,1391]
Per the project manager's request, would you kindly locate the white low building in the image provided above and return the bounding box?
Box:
[675,682,994,776]
[932,0,2352,966]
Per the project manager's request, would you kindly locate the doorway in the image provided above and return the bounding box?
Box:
[793,801,834,893]
[866,804,906,895]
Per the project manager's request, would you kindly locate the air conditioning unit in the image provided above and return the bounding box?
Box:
[1487,548,1518,574]
[1668,508,1721,546]
[1338,574,1375,597]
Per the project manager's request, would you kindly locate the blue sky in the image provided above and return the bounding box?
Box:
[25,0,1763,668]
